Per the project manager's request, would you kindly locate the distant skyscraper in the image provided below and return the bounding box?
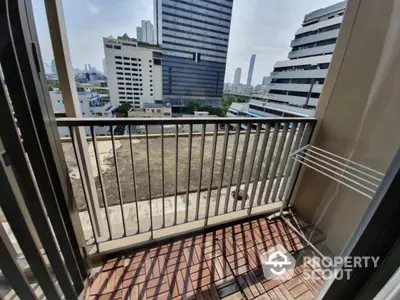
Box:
[262,76,271,86]
[246,54,256,86]
[154,0,233,108]
[234,67,242,85]
[50,59,57,74]
[136,20,154,44]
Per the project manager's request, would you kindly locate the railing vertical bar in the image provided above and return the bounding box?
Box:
[263,123,289,204]
[161,125,165,228]
[0,159,60,300]
[195,124,206,220]
[248,123,271,215]
[110,125,127,236]
[128,126,140,233]
[277,122,305,203]
[224,123,241,214]
[241,123,261,210]
[286,121,315,208]
[214,125,230,216]
[0,234,38,300]
[70,126,98,245]
[256,124,280,206]
[205,124,218,225]
[145,125,154,238]
[269,122,298,203]
[174,124,178,225]
[90,126,112,239]
[185,124,192,223]
[233,124,251,211]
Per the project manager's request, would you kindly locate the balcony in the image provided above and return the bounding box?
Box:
[288,45,336,59]
[56,117,316,256]
[1,0,399,299]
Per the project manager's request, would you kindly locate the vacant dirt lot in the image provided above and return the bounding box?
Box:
[63,130,293,210]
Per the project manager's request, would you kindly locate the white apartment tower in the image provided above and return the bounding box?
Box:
[251,1,347,117]
[136,20,155,44]
[234,67,241,85]
[103,34,163,108]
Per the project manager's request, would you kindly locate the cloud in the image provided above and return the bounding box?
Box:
[87,2,100,15]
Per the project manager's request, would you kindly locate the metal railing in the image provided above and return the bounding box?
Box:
[56,117,316,252]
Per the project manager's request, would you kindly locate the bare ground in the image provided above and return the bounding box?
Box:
[63,130,293,211]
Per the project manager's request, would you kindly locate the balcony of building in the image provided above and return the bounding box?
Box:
[2,0,400,300]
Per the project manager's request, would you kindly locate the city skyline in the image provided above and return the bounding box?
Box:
[32,0,341,85]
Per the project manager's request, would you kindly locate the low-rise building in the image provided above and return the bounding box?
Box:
[50,89,114,137]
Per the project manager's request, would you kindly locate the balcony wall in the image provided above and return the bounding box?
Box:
[291,29,340,47]
[292,0,400,255]
[270,69,328,79]
[288,44,336,59]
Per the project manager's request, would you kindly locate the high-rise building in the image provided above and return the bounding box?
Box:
[154,0,233,109]
[248,1,347,118]
[136,20,154,44]
[246,54,256,86]
[50,59,57,74]
[103,34,163,108]
[262,76,271,86]
[234,67,242,85]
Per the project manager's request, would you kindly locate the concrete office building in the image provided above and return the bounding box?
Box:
[234,67,241,85]
[103,34,163,108]
[256,1,347,117]
[136,20,155,44]
[246,54,256,86]
[154,0,233,109]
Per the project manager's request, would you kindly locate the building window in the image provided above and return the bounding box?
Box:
[126,82,132,85]
[125,77,130,80]
[126,87,132,90]
[117,72,123,75]
[105,44,112,48]
[153,58,161,65]
[116,61,122,65]
[120,96,126,99]
[117,77,123,80]
[116,67,122,70]
[117,81,124,85]
[125,72,131,76]
[118,87,125,90]
[131,58,137,61]
[124,62,130,65]
[150,94,153,96]
[118,92,125,95]
[115,56,122,59]
[114,45,121,50]
[138,59,141,61]
[134,98,140,100]
[123,56,129,60]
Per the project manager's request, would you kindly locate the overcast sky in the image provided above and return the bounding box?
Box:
[33,0,340,85]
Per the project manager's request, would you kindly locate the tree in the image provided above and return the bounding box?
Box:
[221,95,249,116]
[183,102,201,114]
[114,103,132,116]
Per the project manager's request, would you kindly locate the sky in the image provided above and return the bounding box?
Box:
[32,0,341,85]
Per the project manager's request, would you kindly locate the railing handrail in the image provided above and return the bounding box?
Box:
[56,116,317,126]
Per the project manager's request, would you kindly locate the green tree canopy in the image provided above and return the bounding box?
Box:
[221,95,249,116]
[114,103,132,116]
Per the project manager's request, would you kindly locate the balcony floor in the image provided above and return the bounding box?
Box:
[87,215,325,300]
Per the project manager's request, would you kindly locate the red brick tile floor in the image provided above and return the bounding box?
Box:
[87,216,326,300]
